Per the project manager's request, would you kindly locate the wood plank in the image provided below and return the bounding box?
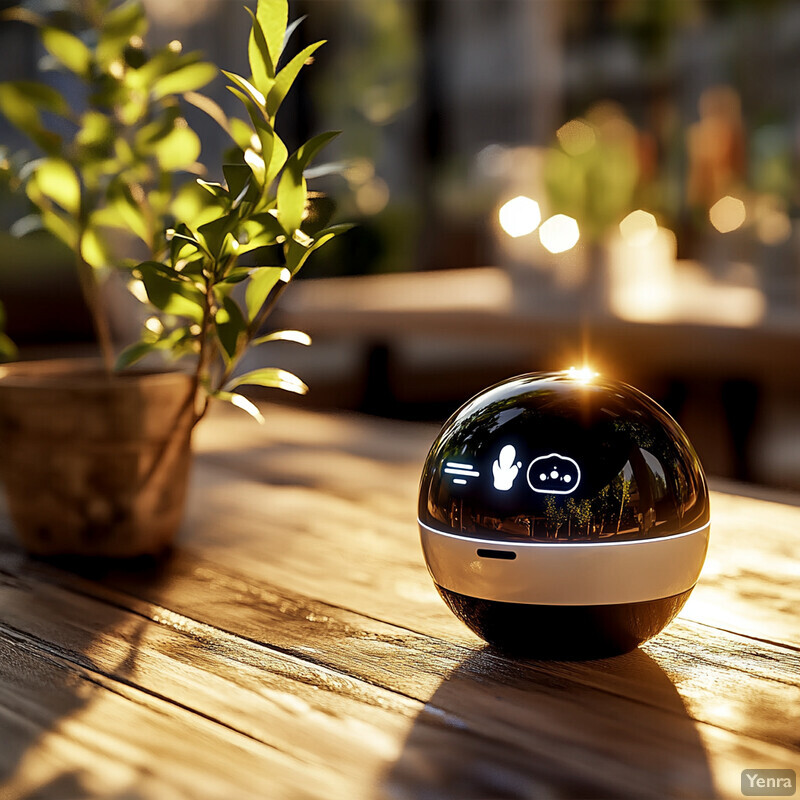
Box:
[0,564,427,800]
[0,630,312,800]
[0,402,798,799]
[191,404,800,650]
[1,544,796,799]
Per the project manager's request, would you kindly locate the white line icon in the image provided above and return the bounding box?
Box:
[444,461,480,484]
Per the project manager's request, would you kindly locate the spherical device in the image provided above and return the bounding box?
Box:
[418,371,710,658]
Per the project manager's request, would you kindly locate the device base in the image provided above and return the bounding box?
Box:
[436,585,693,659]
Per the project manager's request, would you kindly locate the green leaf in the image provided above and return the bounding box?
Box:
[152,126,201,171]
[264,132,288,188]
[223,164,254,201]
[276,160,304,234]
[196,179,227,199]
[213,390,265,424]
[75,110,114,156]
[30,158,81,216]
[135,105,181,149]
[0,81,69,116]
[251,329,311,346]
[245,266,288,321]
[115,340,158,370]
[223,70,267,111]
[197,215,232,258]
[229,117,255,150]
[171,182,219,231]
[139,261,205,321]
[152,62,217,100]
[128,49,181,89]
[98,1,148,66]
[249,0,287,85]
[242,105,275,191]
[245,6,275,92]
[140,259,195,283]
[0,83,62,153]
[286,222,354,273]
[225,367,307,395]
[168,223,206,263]
[80,226,109,269]
[294,130,341,172]
[40,207,78,249]
[221,266,252,284]
[240,212,284,247]
[41,28,91,76]
[277,131,338,233]
[215,294,247,360]
[106,182,150,243]
[267,41,324,117]
[239,243,282,262]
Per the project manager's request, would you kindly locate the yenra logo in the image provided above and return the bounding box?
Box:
[527,453,581,495]
[741,769,796,796]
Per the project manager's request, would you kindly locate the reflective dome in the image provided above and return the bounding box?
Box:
[419,372,709,544]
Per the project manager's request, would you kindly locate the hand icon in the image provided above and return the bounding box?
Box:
[492,444,520,491]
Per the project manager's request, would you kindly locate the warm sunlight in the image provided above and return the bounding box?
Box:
[567,366,598,383]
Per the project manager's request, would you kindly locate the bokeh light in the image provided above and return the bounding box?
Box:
[619,210,658,246]
[556,119,596,156]
[355,176,390,215]
[498,195,542,238]
[539,214,580,253]
[755,197,792,246]
[709,195,746,233]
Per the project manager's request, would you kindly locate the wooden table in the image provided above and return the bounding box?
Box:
[0,402,797,799]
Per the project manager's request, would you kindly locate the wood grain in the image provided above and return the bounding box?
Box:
[0,401,797,799]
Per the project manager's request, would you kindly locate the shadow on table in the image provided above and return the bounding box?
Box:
[0,545,172,800]
[382,646,717,800]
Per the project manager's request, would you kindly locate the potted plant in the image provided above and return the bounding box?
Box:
[0,0,348,557]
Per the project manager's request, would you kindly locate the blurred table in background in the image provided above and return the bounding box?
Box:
[0,401,797,798]
[275,266,800,381]
[272,267,800,486]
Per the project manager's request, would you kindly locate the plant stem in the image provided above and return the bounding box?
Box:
[74,251,114,375]
[191,277,215,428]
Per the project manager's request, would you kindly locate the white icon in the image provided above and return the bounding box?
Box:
[444,461,480,485]
[492,445,522,491]
[527,453,581,495]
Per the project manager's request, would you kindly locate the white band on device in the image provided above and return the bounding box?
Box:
[419,520,710,606]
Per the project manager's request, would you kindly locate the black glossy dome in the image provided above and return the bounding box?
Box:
[419,371,709,545]
[418,371,711,658]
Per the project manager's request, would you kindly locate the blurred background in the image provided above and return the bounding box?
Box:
[3,0,800,489]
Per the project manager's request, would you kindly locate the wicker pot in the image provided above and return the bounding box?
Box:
[0,359,195,557]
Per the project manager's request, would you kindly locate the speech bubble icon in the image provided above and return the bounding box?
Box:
[526,453,581,495]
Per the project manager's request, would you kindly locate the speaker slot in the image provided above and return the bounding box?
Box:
[477,548,516,560]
